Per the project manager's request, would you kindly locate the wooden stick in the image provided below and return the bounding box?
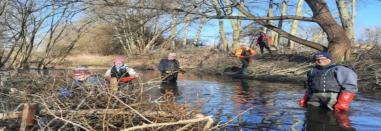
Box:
[121,116,213,131]
[20,103,38,131]
[0,109,172,120]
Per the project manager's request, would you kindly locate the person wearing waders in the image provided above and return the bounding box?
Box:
[298,51,358,128]
[298,51,358,111]
[158,53,183,96]
[234,44,257,75]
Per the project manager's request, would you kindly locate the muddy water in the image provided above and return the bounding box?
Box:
[142,71,381,130]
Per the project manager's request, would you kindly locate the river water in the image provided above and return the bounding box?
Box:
[2,69,381,130]
[142,71,381,131]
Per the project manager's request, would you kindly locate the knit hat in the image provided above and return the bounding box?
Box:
[313,51,332,60]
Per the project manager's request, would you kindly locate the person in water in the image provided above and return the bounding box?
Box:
[234,44,257,75]
[158,53,181,83]
[104,56,141,83]
[298,51,358,112]
[59,65,106,97]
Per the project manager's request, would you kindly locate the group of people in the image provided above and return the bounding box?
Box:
[235,33,358,113]
[234,45,358,128]
[60,52,181,97]
[235,42,358,112]
[65,32,359,117]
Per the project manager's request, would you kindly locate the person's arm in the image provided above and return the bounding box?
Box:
[104,69,111,80]
[250,49,257,56]
[158,59,166,72]
[299,70,313,107]
[265,35,272,45]
[175,60,180,70]
[334,66,358,111]
[335,66,358,93]
[235,48,243,58]
[127,68,138,77]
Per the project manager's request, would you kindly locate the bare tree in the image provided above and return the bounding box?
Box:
[288,0,304,49]
[336,0,355,45]
[212,0,228,51]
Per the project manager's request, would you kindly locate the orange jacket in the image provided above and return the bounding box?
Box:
[235,47,257,58]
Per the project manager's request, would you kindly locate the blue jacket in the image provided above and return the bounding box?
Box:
[307,64,358,93]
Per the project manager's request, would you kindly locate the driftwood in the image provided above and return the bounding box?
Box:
[271,63,313,75]
[121,115,213,131]
[0,108,173,120]
[20,103,38,131]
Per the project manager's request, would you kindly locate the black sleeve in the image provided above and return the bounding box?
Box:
[175,60,180,70]
[158,59,166,71]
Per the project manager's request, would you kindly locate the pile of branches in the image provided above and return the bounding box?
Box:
[352,45,381,90]
[0,72,212,130]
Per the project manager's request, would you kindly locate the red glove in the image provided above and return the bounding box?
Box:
[298,92,309,107]
[334,111,352,128]
[119,76,136,83]
[335,91,356,112]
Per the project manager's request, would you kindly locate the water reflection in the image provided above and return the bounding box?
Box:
[304,106,355,131]
[160,82,180,96]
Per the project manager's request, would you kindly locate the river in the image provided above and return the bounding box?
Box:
[142,71,381,130]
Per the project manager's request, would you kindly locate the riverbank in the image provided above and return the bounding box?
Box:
[60,47,381,90]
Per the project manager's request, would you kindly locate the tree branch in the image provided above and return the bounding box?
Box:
[236,3,326,51]
[206,15,317,22]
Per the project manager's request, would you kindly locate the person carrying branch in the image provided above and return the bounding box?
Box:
[104,56,141,83]
[158,53,182,83]
[235,44,257,75]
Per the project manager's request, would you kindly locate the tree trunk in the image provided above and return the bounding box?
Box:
[289,0,304,49]
[267,0,277,48]
[182,15,191,48]
[306,0,352,61]
[169,10,179,50]
[275,0,287,48]
[336,0,354,45]
[193,16,206,48]
[225,0,241,49]
[351,0,356,43]
[212,0,228,51]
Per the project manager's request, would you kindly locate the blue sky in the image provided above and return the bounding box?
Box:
[189,0,381,45]
[354,1,381,38]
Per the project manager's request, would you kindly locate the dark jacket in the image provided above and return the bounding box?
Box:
[307,64,358,93]
[110,65,130,78]
[158,59,180,82]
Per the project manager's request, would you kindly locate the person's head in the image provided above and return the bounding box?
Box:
[113,56,125,67]
[73,65,91,81]
[313,51,332,67]
[168,53,176,60]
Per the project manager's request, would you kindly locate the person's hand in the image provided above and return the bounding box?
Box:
[335,91,355,112]
[298,92,309,108]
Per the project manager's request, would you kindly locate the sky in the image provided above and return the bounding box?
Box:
[190,0,381,45]
[354,0,381,39]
